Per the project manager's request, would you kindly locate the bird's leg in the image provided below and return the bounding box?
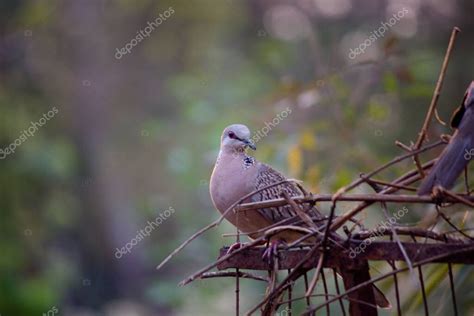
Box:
[262,239,286,264]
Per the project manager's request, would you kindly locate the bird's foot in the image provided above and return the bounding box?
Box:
[262,239,286,264]
[226,242,244,255]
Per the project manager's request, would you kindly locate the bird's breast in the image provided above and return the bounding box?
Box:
[210,157,257,213]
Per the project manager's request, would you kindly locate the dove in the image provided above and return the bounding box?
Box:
[210,123,391,308]
[209,124,390,309]
[209,124,320,248]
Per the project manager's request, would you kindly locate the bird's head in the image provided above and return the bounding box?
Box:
[220,124,256,153]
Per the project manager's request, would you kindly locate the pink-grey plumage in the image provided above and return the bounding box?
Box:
[210,124,320,242]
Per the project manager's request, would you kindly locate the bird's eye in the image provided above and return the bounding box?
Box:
[228,131,235,139]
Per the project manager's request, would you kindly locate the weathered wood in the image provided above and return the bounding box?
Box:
[217,247,357,270]
[339,260,378,316]
[217,241,474,270]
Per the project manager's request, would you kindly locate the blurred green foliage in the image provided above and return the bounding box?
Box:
[1,0,474,315]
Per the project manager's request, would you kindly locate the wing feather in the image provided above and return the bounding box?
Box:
[252,163,318,224]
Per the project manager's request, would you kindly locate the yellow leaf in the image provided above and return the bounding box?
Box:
[300,130,317,150]
[305,165,320,192]
[287,145,302,177]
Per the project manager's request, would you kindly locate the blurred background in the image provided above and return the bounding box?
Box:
[1,0,474,315]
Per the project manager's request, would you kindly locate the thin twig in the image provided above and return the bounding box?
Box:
[244,243,322,315]
[353,226,464,243]
[413,27,461,176]
[330,158,437,231]
[221,215,325,237]
[438,187,474,208]
[287,269,293,316]
[447,261,458,316]
[180,225,313,286]
[283,191,318,229]
[363,177,418,192]
[279,293,380,310]
[320,269,330,316]
[302,244,474,315]
[437,207,474,241]
[200,271,267,282]
[156,180,296,270]
[336,140,444,195]
[395,140,413,152]
[236,191,474,213]
[389,257,402,316]
[414,27,461,149]
[434,108,447,126]
[305,254,325,297]
[180,235,267,286]
[417,265,429,316]
[332,268,346,316]
[381,202,415,277]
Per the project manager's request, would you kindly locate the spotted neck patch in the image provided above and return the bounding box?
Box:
[242,155,255,169]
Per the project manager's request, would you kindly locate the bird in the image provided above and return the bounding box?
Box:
[418,81,474,195]
[209,124,320,249]
[210,123,390,308]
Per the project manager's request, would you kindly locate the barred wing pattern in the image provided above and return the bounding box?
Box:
[252,163,318,225]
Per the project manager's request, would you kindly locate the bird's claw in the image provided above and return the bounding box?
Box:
[262,239,285,264]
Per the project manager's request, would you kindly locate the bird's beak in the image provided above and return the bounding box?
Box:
[243,138,256,150]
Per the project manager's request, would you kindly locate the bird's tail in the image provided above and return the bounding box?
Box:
[418,133,472,195]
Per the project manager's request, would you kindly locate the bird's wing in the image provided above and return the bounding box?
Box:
[252,163,317,224]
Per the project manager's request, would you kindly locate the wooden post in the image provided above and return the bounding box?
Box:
[339,259,378,316]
